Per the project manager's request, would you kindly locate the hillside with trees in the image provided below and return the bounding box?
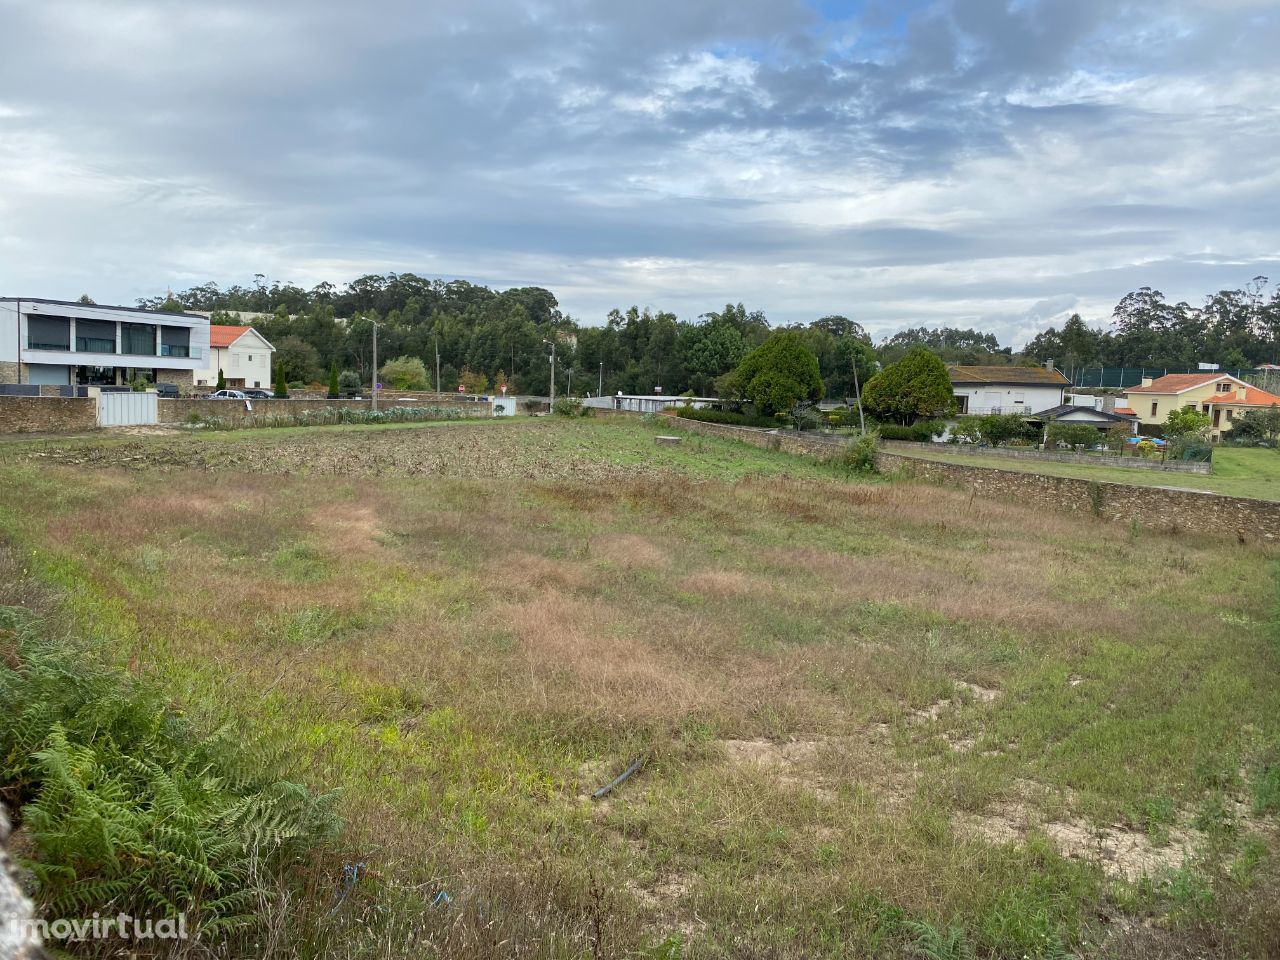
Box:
[140,273,1280,396]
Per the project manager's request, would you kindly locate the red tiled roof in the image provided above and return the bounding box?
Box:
[1204,386,1280,407]
[1113,407,1136,415]
[1127,373,1242,394]
[209,324,253,348]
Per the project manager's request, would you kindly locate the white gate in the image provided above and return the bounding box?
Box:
[97,391,158,427]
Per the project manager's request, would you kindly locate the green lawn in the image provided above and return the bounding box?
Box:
[888,444,1280,501]
[0,417,1278,959]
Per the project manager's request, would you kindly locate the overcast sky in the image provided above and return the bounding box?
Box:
[1,0,1278,346]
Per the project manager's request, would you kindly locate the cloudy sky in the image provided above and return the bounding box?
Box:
[1,0,1278,345]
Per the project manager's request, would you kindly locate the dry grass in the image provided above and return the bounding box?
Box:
[0,418,1277,959]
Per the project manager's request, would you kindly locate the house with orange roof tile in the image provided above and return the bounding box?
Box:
[1124,372,1280,439]
[193,325,275,390]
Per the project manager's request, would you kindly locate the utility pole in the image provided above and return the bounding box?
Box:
[544,338,556,405]
[598,361,603,396]
[434,336,441,395]
[370,319,379,412]
[851,352,866,432]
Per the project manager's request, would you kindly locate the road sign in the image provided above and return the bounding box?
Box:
[458,384,465,393]
[500,384,508,395]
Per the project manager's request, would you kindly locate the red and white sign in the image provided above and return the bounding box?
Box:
[458,384,465,393]
[500,384,508,395]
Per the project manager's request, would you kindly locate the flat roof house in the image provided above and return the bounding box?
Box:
[948,364,1070,416]
[0,298,211,390]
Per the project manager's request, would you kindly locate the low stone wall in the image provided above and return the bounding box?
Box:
[671,416,1280,540]
[0,396,97,434]
[880,439,1213,474]
[158,396,486,424]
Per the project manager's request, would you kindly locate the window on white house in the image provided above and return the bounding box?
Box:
[1226,409,1233,422]
[1150,401,1158,417]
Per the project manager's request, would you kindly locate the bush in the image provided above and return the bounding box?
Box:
[727,331,824,415]
[834,429,880,474]
[877,420,944,442]
[862,348,954,424]
[552,397,584,417]
[188,406,467,431]
[379,356,430,391]
[337,370,362,398]
[0,606,341,936]
[676,407,779,429]
[1046,420,1101,449]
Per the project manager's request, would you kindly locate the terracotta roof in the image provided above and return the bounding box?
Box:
[209,325,254,348]
[947,365,1070,386]
[1204,386,1280,407]
[1113,406,1136,415]
[1126,373,1243,394]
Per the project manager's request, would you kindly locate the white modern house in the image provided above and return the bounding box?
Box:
[0,298,210,389]
[948,364,1070,416]
[193,325,275,390]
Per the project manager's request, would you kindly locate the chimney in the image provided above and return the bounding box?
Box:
[1101,395,1115,413]
[1045,359,1055,372]
[1141,377,1153,388]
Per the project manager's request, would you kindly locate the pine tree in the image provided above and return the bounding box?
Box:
[327,361,339,399]
[273,363,288,399]
[216,368,226,392]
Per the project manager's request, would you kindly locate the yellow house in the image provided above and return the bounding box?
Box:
[1125,372,1280,440]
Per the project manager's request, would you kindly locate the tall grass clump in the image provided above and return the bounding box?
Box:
[835,428,881,474]
[192,405,467,431]
[0,605,341,938]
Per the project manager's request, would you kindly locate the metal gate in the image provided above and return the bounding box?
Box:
[97,391,158,427]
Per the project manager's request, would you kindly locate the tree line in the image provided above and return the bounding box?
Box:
[138,273,1280,396]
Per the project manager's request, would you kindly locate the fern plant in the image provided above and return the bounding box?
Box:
[0,605,342,936]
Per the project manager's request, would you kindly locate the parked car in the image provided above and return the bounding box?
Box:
[204,389,248,400]
[241,388,274,400]
[154,382,179,399]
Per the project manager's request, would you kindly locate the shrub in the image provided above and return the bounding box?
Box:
[379,356,430,391]
[337,370,361,398]
[976,413,1035,447]
[0,606,341,936]
[552,397,584,417]
[835,429,880,474]
[327,361,340,399]
[675,407,778,429]
[273,362,288,399]
[215,368,226,392]
[877,420,944,442]
[1045,421,1101,449]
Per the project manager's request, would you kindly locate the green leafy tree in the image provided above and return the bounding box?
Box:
[977,412,1034,446]
[273,335,322,384]
[862,347,955,424]
[1046,420,1100,449]
[728,331,824,416]
[273,362,288,398]
[327,361,339,399]
[379,355,430,390]
[1230,404,1280,446]
[1165,405,1211,437]
[215,368,226,392]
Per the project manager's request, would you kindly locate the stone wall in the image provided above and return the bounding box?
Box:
[879,440,1213,475]
[0,397,97,434]
[671,416,1280,540]
[0,362,17,386]
[158,396,488,424]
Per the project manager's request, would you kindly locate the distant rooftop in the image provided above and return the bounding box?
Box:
[0,297,207,321]
[947,364,1070,386]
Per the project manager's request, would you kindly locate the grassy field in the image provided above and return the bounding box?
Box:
[1,416,1278,959]
[887,444,1280,501]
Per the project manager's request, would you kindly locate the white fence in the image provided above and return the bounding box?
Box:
[96,391,158,427]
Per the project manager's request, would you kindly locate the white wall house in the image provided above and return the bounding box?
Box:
[948,364,1070,416]
[193,325,275,389]
[0,298,210,389]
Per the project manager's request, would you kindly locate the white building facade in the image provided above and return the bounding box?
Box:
[193,325,275,389]
[948,364,1070,416]
[0,298,210,389]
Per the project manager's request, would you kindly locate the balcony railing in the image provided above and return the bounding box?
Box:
[75,337,117,353]
[161,344,190,358]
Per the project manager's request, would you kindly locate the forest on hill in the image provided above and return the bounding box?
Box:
[138,274,1280,396]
